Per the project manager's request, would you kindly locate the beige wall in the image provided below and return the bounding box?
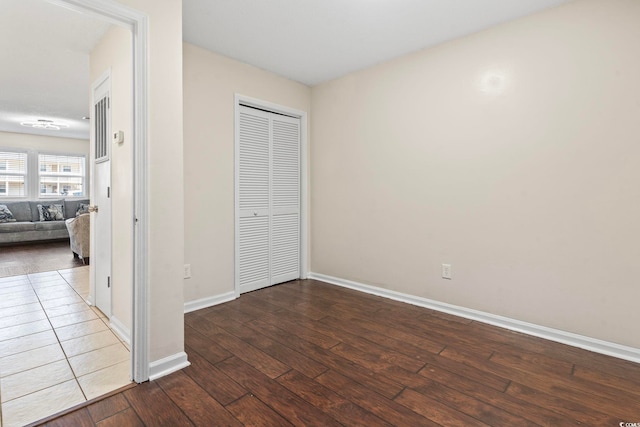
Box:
[311,0,640,348]
[183,43,311,304]
[90,26,133,337]
[0,131,89,156]
[114,0,185,364]
[0,131,90,200]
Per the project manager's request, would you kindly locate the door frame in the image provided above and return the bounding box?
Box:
[234,94,309,298]
[47,0,150,383]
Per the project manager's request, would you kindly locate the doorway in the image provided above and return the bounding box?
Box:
[0,0,149,424]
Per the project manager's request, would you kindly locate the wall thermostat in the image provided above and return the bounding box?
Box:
[113,130,124,144]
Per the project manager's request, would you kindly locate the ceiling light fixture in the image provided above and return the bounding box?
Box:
[20,119,70,130]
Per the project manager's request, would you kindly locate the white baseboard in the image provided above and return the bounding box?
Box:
[184,291,236,313]
[149,351,190,381]
[307,272,640,364]
[109,315,131,350]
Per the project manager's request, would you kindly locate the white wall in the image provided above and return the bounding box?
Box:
[310,0,640,348]
[183,43,311,305]
[90,25,133,339]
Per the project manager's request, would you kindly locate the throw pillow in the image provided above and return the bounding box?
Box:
[76,203,90,217]
[37,204,64,221]
[0,205,17,223]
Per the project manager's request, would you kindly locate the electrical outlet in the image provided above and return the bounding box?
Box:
[442,264,452,280]
[184,264,191,279]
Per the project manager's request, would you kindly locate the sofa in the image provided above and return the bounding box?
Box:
[0,199,89,245]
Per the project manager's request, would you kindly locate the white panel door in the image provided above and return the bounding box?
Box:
[237,105,300,294]
[92,75,112,318]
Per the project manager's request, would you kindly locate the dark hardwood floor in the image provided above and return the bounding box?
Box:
[0,240,85,277]
[37,279,640,426]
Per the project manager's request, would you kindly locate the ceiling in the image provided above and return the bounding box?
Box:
[0,0,572,141]
[0,0,110,140]
[183,0,573,86]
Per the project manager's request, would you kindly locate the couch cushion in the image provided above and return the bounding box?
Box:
[30,200,63,221]
[34,221,67,231]
[2,201,32,222]
[37,204,65,221]
[0,205,16,223]
[0,222,36,233]
[64,199,90,219]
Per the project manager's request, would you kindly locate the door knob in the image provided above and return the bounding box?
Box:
[88,205,99,213]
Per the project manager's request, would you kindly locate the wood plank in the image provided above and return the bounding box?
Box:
[214,317,329,378]
[95,408,144,427]
[490,348,574,376]
[247,310,340,350]
[216,356,343,427]
[277,370,393,427]
[43,409,94,427]
[87,394,130,423]
[315,369,440,426]
[187,316,290,379]
[242,284,330,321]
[182,346,247,406]
[123,381,193,426]
[156,370,243,426]
[330,341,425,373]
[260,308,426,372]
[467,320,640,383]
[384,364,571,426]
[572,364,640,398]
[184,324,232,364]
[407,376,539,426]
[320,315,443,361]
[323,306,446,355]
[225,394,294,427]
[506,381,621,425]
[441,346,640,419]
[394,388,489,426]
[245,318,405,399]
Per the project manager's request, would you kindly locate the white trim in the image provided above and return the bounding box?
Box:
[184,291,237,313]
[308,272,640,364]
[148,352,190,381]
[47,0,150,383]
[110,315,131,349]
[234,94,309,296]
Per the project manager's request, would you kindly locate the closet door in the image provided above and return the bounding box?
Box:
[237,105,301,293]
[237,107,271,293]
[270,115,300,284]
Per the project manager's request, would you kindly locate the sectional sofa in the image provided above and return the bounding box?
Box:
[0,199,89,245]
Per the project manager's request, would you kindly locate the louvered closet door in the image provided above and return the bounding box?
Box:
[270,115,300,284]
[237,105,301,293]
[238,107,271,293]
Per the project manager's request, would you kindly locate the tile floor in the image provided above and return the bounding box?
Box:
[0,267,131,427]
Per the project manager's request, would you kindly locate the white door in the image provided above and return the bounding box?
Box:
[236,105,300,294]
[92,74,112,318]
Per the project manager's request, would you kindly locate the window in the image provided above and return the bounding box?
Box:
[38,154,86,197]
[0,151,27,197]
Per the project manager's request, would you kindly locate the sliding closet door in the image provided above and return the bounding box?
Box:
[237,105,300,294]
